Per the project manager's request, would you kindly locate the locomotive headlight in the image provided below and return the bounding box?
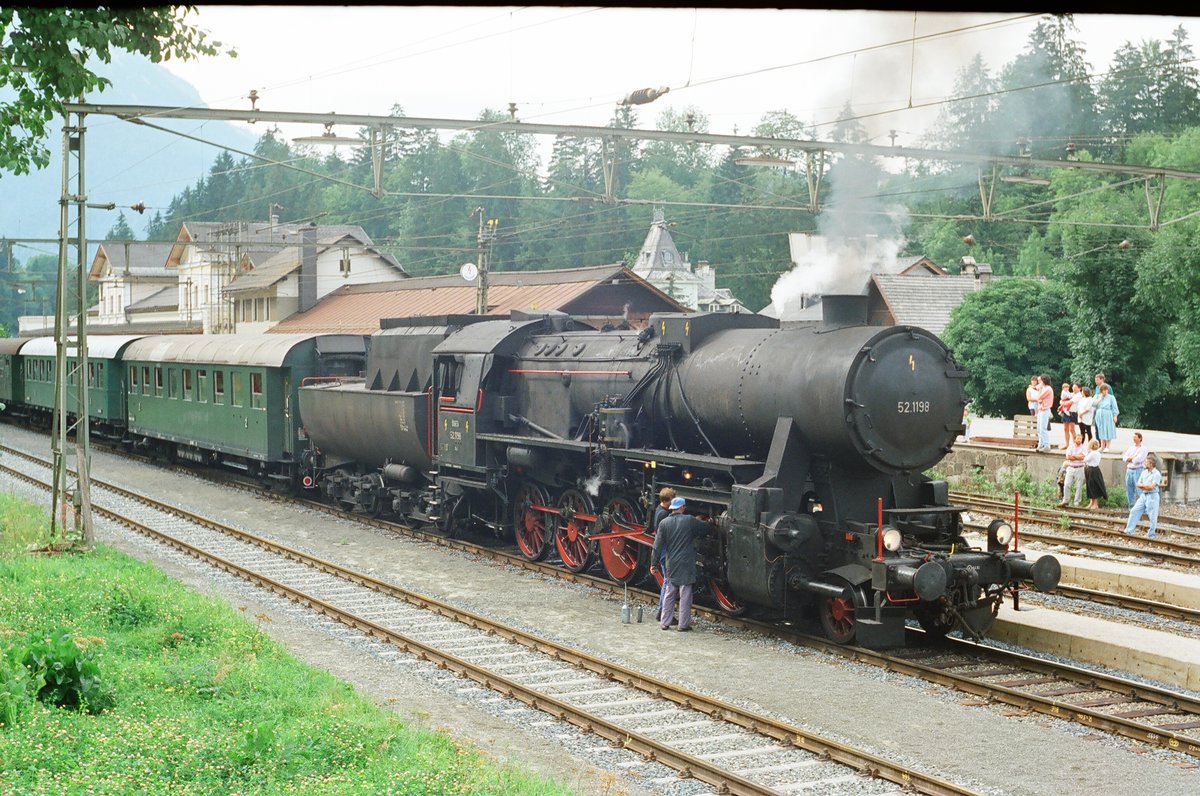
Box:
[988,519,1014,551]
[882,527,903,552]
[683,470,693,481]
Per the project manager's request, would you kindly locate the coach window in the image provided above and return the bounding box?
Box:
[129,366,138,393]
[250,372,264,409]
[142,366,151,395]
[87,362,95,387]
[154,367,163,397]
[214,370,225,404]
[183,369,193,401]
[97,362,104,388]
[197,369,208,403]
[168,368,178,399]
[231,372,243,407]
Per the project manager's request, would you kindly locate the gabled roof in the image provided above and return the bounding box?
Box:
[225,237,408,294]
[898,255,946,276]
[88,242,175,281]
[871,273,987,335]
[270,264,688,334]
[126,285,179,313]
[166,222,375,268]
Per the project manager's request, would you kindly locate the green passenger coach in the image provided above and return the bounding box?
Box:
[122,334,365,484]
[0,337,31,409]
[16,335,147,436]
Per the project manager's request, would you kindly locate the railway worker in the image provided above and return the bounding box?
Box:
[651,487,677,623]
[1121,432,1148,507]
[650,497,710,632]
[1060,432,1087,507]
[1124,452,1163,539]
[1035,375,1055,452]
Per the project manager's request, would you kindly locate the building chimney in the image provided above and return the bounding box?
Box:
[299,223,318,313]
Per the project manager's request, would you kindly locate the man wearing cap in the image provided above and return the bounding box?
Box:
[650,497,711,632]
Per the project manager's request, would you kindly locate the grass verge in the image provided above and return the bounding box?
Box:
[0,491,579,795]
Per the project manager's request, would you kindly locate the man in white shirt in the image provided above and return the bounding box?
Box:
[1121,432,1147,507]
[1124,452,1163,539]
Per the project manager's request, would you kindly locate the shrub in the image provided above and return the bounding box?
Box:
[21,630,114,713]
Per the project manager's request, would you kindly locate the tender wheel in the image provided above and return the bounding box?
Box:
[915,598,956,638]
[513,481,552,562]
[437,491,466,538]
[819,582,869,645]
[554,488,596,573]
[707,577,747,617]
[598,496,650,584]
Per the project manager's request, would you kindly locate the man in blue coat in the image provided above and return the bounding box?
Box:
[650,497,711,631]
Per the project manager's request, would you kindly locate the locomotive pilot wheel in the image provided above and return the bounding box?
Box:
[819,581,869,645]
[597,496,650,585]
[707,577,747,617]
[513,481,552,562]
[553,488,596,573]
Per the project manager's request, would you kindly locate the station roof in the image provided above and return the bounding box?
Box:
[269,264,688,334]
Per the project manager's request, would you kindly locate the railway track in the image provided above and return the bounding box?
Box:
[954,492,1200,567]
[5,436,1200,763]
[0,451,972,796]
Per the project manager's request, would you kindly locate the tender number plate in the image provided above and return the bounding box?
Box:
[897,401,931,413]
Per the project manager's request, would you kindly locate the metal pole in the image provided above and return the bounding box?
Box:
[74,112,94,545]
[50,114,69,544]
[50,110,94,547]
[475,209,488,316]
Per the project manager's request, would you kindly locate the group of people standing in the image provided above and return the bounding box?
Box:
[1026,373,1119,453]
[1058,423,1163,537]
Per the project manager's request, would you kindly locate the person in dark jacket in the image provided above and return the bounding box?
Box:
[650,497,711,631]
[650,487,676,622]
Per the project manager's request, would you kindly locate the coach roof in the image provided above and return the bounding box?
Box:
[122,334,325,367]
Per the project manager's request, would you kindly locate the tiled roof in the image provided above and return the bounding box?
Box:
[270,264,687,334]
[872,273,988,335]
[88,242,174,280]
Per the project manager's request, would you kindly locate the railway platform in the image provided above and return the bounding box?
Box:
[945,416,1200,504]
[987,547,1200,692]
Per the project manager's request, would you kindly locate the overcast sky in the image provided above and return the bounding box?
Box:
[159,7,1200,153]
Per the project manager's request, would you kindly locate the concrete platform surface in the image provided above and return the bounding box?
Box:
[991,601,1200,692]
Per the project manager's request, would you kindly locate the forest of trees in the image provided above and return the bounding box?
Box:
[4,15,1200,430]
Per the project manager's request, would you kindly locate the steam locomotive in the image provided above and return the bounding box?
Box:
[299,295,1061,647]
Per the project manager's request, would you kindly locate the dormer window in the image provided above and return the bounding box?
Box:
[662,251,674,265]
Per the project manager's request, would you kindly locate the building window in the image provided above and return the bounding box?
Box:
[662,251,674,264]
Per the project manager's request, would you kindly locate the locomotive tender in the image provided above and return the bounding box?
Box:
[300,295,1061,647]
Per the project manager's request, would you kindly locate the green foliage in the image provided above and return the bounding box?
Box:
[943,278,1075,417]
[21,630,114,713]
[0,7,233,175]
[0,503,573,794]
[0,645,33,728]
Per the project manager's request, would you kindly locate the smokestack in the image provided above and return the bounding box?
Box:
[820,294,869,327]
[299,223,318,312]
